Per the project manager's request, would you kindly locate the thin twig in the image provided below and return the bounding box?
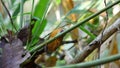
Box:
[98,0,109,62]
[101,0,109,44]
[97,0,109,67]
[1,0,17,31]
[101,0,109,43]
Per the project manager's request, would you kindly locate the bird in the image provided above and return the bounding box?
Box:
[46,28,64,54]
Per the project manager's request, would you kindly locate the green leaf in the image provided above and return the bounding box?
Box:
[12,0,26,19]
[27,0,50,49]
[79,26,96,39]
[32,0,49,37]
[0,14,6,36]
[27,18,47,49]
[33,0,49,18]
[56,0,61,5]
[32,19,47,38]
[11,0,16,4]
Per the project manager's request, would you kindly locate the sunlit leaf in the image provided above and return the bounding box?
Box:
[32,0,49,38]
[33,0,49,19]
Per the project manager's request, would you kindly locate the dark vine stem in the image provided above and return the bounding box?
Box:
[98,0,109,61]
[98,0,109,64]
[1,0,17,32]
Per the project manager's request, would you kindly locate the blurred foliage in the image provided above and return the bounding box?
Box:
[0,0,120,68]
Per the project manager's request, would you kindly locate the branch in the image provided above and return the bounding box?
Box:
[54,54,120,68]
[68,18,120,64]
[29,0,120,53]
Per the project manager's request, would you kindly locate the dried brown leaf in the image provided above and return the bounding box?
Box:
[1,38,30,68]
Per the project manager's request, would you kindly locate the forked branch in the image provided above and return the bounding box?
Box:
[68,18,120,64]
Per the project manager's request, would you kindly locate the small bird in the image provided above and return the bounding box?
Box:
[46,28,64,54]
